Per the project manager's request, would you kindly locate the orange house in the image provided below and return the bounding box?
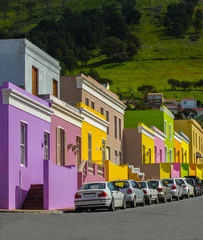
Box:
[174,132,182,163]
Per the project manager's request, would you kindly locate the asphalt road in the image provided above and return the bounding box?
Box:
[0,196,203,240]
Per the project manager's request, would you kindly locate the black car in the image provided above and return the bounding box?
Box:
[184,176,202,196]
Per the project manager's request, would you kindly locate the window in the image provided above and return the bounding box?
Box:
[169,149,172,162]
[160,149,162,162]
[88,133,92,161]
[100,107,104,115]
[106,146,110,160]
[149,148,151,163]
[169,124,172,141]
[44,132,50,160]
[118,118,122,141]
[85,97,89,106]
[155,146,157,158]
[196,133,197,147]
[185,150,187,162]
[52,79,58,97]
[114,150,118,164]
[20,122,27,166]
[142,145,146,163]
[32,66,38,95]
[114,116,117,139]
[164,120,167,135]
[199,136,201,151]
[91,101,95,109]
[102,139,106,162]
[193,131,195,146]
[165,146,167,162]
[182,148,184,163]
[119,152,122,164]
[106,110,109,135]
[130,181,140,189]
[56,127,66,166]
[107,182,116,191]
[76,136,81,168]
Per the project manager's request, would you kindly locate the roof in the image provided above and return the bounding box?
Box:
[181,98,196,100]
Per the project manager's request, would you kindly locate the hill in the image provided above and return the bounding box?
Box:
[1,0,203,101]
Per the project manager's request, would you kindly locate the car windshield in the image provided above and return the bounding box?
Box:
[112,181,130,189]
[163,179,174,184]
[148,181,159,188]
[138,182,147,189]
[79,183,106,190]
[178,179,185,184]
[185,179,193,185]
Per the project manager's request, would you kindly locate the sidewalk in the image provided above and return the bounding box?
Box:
[0,208,75,214]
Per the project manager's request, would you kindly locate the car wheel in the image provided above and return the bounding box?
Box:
[131,196,137,208]
[168,194,173,202]
[90,208,96,212]
[75,208,83,213]
[148,196,152,205]
[155,197,159,204]
[121,197,126,210]
[180,194,184,200]
[176,194,179,201]
[108,198,115,211]
[141,197,145,207]
[162,195,167,203]
[186,191,190,198]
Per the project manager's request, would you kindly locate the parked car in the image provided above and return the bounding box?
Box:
[148,179,172,203]
[137,181,159,205]
[184,176,202,195]
[162,178,183,200]
[177,178,195,198]
[184,178,201,196]
[74,181,126,212]
[111,180,145,207]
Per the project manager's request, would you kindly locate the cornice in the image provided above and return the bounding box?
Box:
[138,125,154,140]
[151,126,166,141]
[178,131,190,144]
[174,132,182,143]
[160,106,174,119]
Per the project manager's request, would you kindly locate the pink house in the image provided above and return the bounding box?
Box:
[151,126,166,163]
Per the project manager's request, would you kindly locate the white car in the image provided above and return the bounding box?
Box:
[177,178,195,198]
[137,181,159,205]
[74,181,126,212]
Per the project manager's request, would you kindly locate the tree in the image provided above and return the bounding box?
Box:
[126,42,138,58]
[79,47,90,65]
[193,9,203,32]
[63,56,78,74]
[0,0,10,26]
[137,85,156,94]
[180,81,192,89]
[181,109,197,119]
[88,69,100,80]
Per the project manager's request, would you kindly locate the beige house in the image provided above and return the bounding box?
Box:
[60,74,126,164]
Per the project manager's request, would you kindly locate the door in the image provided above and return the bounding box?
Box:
[88,133,92,161]
[102,139,106,163]
[148,182,155,200]
[32,66,38,95]
[76,136,81,168]
[108,182,119,206]
[131,181,141,202]
[52,79,58,97]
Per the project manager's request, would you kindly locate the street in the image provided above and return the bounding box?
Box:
[0,196,203,240]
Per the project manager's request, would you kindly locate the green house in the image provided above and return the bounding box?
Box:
[124,106,174,163]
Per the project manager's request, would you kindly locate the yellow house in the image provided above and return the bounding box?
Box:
[138,123,155,164]
[174,132,182,163]
[175,119,203,164]
[76,102,109,165]
[178,131,190,164]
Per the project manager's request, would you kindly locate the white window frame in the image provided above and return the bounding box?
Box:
[20,122,27,167]
[164,120,167,136]
[169,124,172,141]
[44,131,50,160]
[114,149,118,164]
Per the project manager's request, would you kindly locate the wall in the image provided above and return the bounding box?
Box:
[174,138,182,163]
[44,160,77,210]
[171,163,180,178]
[140,164,161,180]
[154,135,165,163]
[0,86,9,209]
[160,163,171,179]
[141,131,155,164]
[189,164,196,175]
[82,121,106,164]
[196,164,203,179]
[50,115,81,166]
[105,160,128,181]
[181,164,189,177]
[0,39,61,96]
[181,140,189,164]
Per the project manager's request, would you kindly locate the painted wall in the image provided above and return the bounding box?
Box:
[160,163,171,179]
[50,115,81,166]
[154,136,165,163]
[105,160,128,181]
[196,164,203,179]
[174,138,182,163]
[189,164,196,175]
[140,164,161,180]
[181,139,189,164]
[44,160,77,210]
[0,39,61,96]
[171,163,180,178]
[181,164,189,177]
[141,130,155,164]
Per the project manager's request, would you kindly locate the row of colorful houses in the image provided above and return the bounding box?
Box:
[0,38,203,210]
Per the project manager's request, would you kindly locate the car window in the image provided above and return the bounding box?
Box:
[163,179,174,184]
[178,179,185,185]
[80,183,106,190]
[107,182,116,191]
[149,181,159,188]
[131,181,140,189]
[138,182,147,189]
[112,181,130,189]
[185,179,193,185]
[147,182,153,189]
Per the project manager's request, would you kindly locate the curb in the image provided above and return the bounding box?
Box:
[0,208,75,214]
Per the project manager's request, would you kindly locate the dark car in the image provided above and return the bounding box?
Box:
[184,177,201,196]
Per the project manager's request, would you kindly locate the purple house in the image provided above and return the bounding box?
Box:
[0,82,53,210]
[151,126,166,163]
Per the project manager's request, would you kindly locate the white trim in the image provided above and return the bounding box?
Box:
[46,95,83,128]
[178,131,190,144]
[160,106,174,119]
[44,130,50,134]
[138,126,154,140]
[80,108,109,132]
[76,77,126,114]
[164,120,167,136]
[169,124,172,141]
[151,126,166,141]
[174,132,182,143]
[20,120,28,125]
[2,89,53,122]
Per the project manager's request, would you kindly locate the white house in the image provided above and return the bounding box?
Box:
[181,98,197,109]
[0,38,61,97]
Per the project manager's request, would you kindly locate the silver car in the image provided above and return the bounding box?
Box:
[162,178,183,201]
[137,181,159,205]
[111,180,145,207]
[177,178,195,198]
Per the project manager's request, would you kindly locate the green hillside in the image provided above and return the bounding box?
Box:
[2,0,203,100]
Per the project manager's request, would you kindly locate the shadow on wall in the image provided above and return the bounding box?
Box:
[15,186,27,209]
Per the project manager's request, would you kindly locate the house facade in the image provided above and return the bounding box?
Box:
[0,82,53,210]
[60,74,126,164]
[0,38,61,97]
[174,132,182,163]
[151,126,165,163]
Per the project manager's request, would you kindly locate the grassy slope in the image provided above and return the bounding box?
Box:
[3,0,203,100]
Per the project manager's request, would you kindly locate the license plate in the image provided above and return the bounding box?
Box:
[84,193,96,197]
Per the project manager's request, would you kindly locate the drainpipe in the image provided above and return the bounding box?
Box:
[19,169,22,209]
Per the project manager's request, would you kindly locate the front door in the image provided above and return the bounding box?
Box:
[52,79,58,97]
[32,66,38,95]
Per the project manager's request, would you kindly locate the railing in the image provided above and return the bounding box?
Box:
[97,164,104,177]
[87,160,94,174]
[78,160,105,178]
